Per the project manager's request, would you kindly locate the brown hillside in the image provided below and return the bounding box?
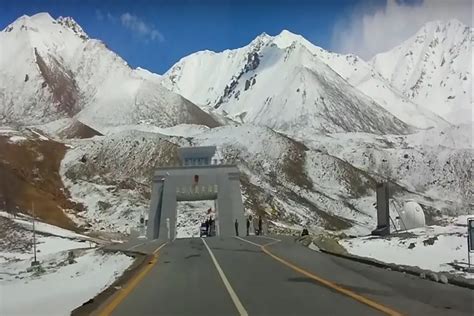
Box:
[0,134,80,231]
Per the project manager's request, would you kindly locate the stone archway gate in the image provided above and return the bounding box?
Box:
[146,146,246,240]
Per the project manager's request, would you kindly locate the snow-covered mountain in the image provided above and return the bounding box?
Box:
[0,13,218,131]
[260,30,449,130]
[162,30,448,132]
[372,19,473,124]
[0,13,471,239]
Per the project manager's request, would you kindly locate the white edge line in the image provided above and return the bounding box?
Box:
[127,241,148,251]
[201,238,249,316]
[236,236,281,247]
[257,236,281,242]
[235,236,262,247]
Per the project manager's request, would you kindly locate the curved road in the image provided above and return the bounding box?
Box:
[98,236,473,316]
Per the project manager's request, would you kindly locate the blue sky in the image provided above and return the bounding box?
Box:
[0,0,374,73]
[0,0,469,74]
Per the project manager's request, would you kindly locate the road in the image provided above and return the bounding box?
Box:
[99,236,473,316]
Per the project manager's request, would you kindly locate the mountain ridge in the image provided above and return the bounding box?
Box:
[162,28,450,130]
[0,12,219,131]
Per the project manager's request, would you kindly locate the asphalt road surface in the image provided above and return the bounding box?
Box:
[103,236,473,316]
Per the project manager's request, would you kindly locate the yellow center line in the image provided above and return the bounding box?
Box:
[260,244,404,316]
[153,242,168,254]
[236,236,403,316]
[97,242,167,316]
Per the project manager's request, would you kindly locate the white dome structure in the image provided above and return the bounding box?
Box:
[398,201,426,230]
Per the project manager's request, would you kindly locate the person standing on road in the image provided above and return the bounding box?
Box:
[258,216,263,236]
[209,216,214,236]
[253,217,258,235]
[205,218,209,235]
[235,219,239,236]
[246,217,250,236]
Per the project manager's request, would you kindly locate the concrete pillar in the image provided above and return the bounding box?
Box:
[147,178,164,239]
[159,178,177,241]
[372,182,390,236]
[216,182,234,237]
[228,172,246,237]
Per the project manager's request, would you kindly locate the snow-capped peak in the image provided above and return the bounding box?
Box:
[2,12,54,32]
[272,29,307,47]
[371,19,472,124]
[0,13,219,130]
[423,18,469,35]
[2,13,88,40]
[56,16,88,39]
[249,30,311,51]
[29,12,55,21]
[278,29,298,38]
[162,26,448,130]
[254,32,271,41]
[163,28,414,135]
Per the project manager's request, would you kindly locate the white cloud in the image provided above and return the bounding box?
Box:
[331,0,472,60]
[106,12,115,22]
[120,13,164,42]
[95,9,104,21]
[95,10,116,22]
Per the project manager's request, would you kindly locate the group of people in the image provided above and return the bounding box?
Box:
[252,215,264,236]
[234,215,264,236]
[200,207,312,238]
[203,216,215,236]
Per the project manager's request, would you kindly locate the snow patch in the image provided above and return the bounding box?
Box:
[0,211,90,240]
[341,216,474,278]
[0,249,133,316]
[7,135,27,143]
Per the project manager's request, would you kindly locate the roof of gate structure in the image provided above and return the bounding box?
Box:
[178,146,216,166]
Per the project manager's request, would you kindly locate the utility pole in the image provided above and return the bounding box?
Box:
[32,201,39,266]
[468,218,474,272]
